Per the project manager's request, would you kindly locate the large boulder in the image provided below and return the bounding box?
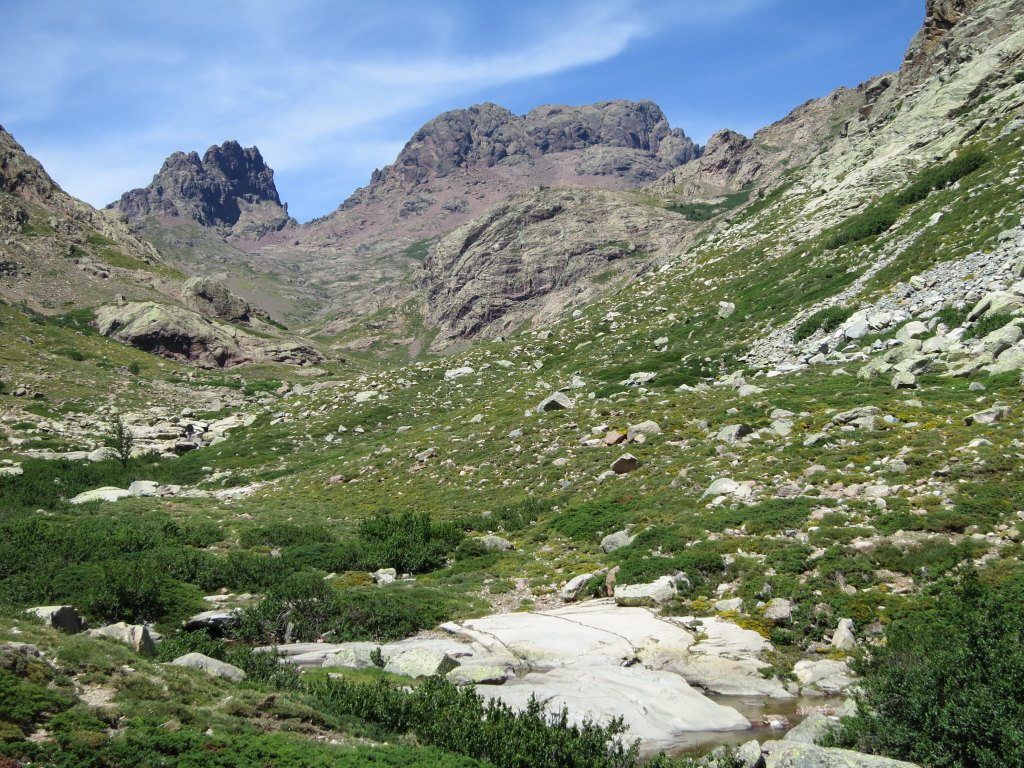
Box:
[613,576,677,606]
[478,665,749,749]
[26,606,86,634]
[169,652,246,681]
[538,392,574,412]
[86,622,156,656]
[181,277,263,324]
[94,302,323,369]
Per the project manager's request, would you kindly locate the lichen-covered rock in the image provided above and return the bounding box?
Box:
[765,741,922,767]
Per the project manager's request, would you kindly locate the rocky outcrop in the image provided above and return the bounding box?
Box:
[180,277,265,325]
[903,0,985,71]
[93,301,324,368]
[421,186,688,348]
[110,141,295,238]
[0,125,60,203]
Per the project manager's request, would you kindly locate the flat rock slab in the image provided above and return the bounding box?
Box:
[477,665,749,749]
[443,600,695,670]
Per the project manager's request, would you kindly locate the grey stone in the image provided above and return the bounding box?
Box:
[703,477,741,497]
[128,480,160,497]
[626,420,661,441]
[717,424,754,443]
[610,453,640,474]
[384,648,460,678]
[613,575,677,606]
[718,301,737,319]
[538,392,574,411]
[765,741,921,767]
[600,529,635,553]
[964,405,1011,426]
[182,609,238,634]
[764,598,794,621]
[86,622,156,656]
[170,652,246,681]
[373,568,398,585]
[891,372,917,390]
[559,572,602,602]
[479,535,514,551]
[831,618,857,651]
[68,487,132,504]
[783,712,835,745]
[26,606,86,634]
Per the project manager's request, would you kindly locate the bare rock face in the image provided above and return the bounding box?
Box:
[903,0,985,69]
[421,186,689,349]
[110,141,295,238]
[181,277,264,325]
[369,100,698,191]
[94,301,323,368]
[0,125,60,202]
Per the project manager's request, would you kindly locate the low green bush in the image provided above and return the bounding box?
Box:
[828,571,1024,767]
[793,306,853,343]
[823,202,899,250]
[2,726,493,767]
[549,499,635,542]
[892,149,990,207]
[0,669,74,735]
[358,512,464,573]
[308,675,637,768]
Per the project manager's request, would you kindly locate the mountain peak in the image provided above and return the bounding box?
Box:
[110,140,294,237]
[370,99,699,191]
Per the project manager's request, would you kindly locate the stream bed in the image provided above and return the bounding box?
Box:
[665,695,847,756]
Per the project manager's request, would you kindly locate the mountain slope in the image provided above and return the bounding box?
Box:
[3,2,1024,768]
[114,101,701,336]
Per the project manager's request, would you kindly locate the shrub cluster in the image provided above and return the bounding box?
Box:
[829,571,1024,768]
[793,306,854,342]
[230,574,465,645]
[308,675,637,768]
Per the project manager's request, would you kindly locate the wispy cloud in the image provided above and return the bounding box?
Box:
[0,0,776,219]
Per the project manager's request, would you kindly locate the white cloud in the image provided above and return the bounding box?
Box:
[1,0,775,218]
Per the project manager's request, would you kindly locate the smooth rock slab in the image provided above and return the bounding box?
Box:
[443,600,695,671]
[477,665,749,750]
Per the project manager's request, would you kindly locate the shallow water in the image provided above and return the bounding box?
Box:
[660,695,847,757]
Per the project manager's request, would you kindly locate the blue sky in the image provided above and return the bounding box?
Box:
[1,0,922,223]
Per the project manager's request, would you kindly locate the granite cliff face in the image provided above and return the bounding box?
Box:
[110,141,294,239]
[420,186,688,349]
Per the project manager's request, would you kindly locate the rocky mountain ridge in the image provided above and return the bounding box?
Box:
[110,101,703,342]
[110,140,295,241]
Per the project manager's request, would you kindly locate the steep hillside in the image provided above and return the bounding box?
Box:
[0,128,330,373]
